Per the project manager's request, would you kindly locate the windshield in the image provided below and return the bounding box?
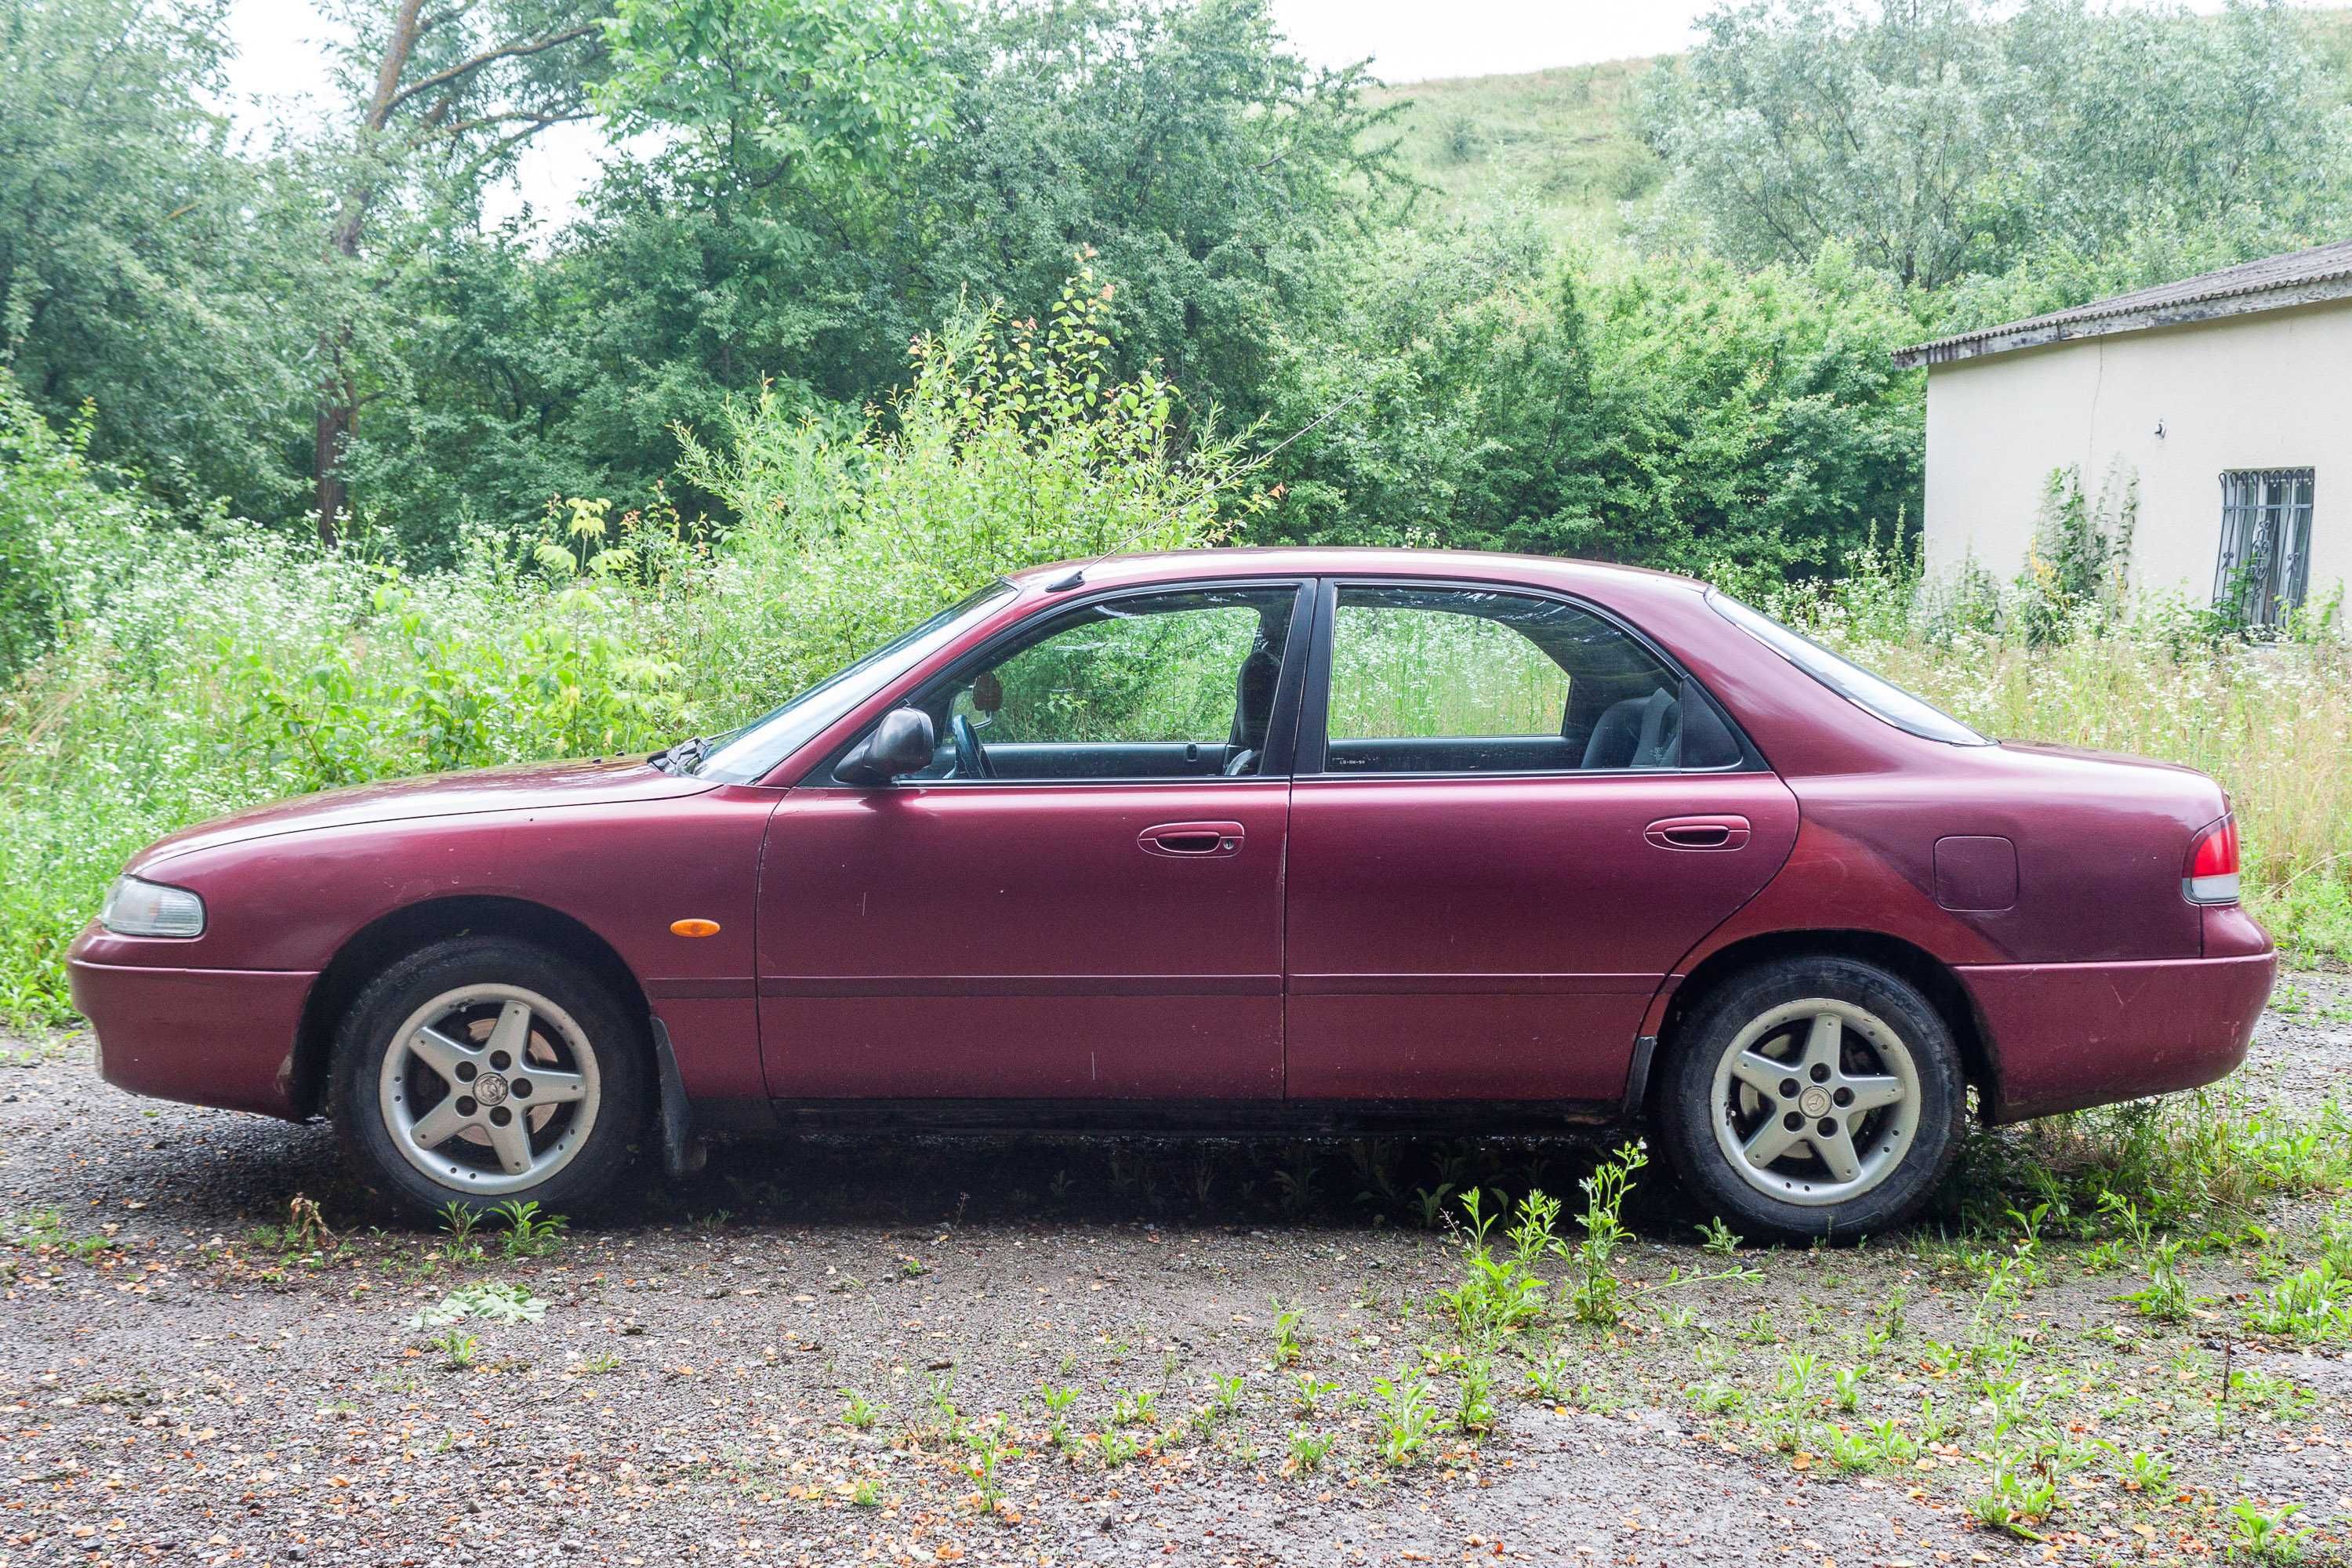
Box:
[1707,590,1989,746]
[693,581,1019,782]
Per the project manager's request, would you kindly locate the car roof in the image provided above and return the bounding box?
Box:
[1002,546,1705,600]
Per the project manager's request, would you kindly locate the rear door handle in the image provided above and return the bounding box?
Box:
[1138,821,1245,858]
[1645,815,1751,851]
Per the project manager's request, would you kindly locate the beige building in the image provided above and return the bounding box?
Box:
[1893,241,2352,630]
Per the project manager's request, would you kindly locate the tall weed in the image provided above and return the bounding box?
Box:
[1758,522,2352,967]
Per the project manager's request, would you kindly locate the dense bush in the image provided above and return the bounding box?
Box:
[670,269,1261,700]
[1255,227,1922,578]
[1574,245,1922,575]
[0,382,144,679]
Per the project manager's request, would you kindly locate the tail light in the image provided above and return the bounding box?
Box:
[2183,815,2241,905]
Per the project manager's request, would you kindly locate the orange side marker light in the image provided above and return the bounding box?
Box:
[670,918,722,938]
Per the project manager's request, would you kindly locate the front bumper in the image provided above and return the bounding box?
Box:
[1962,939,2275,1123]
[68,947,318,1120]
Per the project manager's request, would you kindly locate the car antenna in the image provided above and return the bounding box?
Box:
[1040,383,1372,593]
[1041,524,1154,593]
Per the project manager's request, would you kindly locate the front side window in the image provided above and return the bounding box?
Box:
[1321,585,1719,774]
[905,585,1300,782]
[2216,468,2314,631]
[697,580,1018,782]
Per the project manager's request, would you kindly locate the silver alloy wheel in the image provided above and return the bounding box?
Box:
[1707,997,1922,1207]
[377,984,601,1196]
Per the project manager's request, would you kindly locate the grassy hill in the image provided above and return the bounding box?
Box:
[1369,5,2352,242]
[1366,56,1666,240]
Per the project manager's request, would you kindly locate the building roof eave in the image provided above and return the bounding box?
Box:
[1889,241,2352,369]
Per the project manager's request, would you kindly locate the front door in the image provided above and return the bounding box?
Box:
[1283,582,1799,1104]
[758,582,1310,1102]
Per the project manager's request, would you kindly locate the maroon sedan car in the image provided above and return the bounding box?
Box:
[68,549,2273,1237]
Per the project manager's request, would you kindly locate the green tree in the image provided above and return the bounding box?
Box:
[1256,222,1922,575]
[1576,245,1922,575]
[0,0,317,518]
[1639,0,2352,293]
[1252,214,1602,550]
[308,0,612,540]
[340,0,1411,550]
[595,0,954,192]
[909,0,1411,411]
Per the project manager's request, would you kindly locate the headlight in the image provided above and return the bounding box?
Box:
[100,876,206,938]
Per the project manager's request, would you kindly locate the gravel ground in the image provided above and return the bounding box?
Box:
[4,975,2350,1567]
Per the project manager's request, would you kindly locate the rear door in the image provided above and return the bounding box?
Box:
[1283,580,1798,1104]
[758,581,1312,1103]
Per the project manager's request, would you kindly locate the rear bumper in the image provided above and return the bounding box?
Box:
[67,950,316,1120]
[1961,942,2274,1123]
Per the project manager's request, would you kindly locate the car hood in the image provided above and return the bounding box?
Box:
[131,757,717,870]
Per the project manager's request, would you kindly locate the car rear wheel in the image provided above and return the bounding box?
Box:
[332,937,648,1218]
[1653,956,1965,1242]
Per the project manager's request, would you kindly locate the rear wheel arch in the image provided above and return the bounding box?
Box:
[1653,930,1994,1116]
[292,896,651,1118]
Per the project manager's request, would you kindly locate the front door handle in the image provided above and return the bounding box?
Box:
[1138,821,1245,858]
[1645,815,1751,851]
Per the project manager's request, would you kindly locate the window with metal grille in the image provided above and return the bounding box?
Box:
[2214,468,2314,630]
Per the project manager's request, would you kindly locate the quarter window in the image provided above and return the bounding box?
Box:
[2215,468,2314,631]
[1321,586,1708,774]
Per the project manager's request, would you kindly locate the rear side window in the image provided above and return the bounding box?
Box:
[1708,590,1989,746]
[1328,594,1574,743]
[1321,585,1725,774]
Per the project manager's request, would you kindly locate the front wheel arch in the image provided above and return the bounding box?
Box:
[1651,929,1994,1121]
[292,895,652,1120]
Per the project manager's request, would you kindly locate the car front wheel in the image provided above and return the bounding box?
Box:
[1654,956,1965,1242]
[332,937,648,1218]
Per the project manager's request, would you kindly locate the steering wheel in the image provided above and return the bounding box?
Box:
[951,712,994,779]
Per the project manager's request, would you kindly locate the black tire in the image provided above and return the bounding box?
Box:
[330,936,650,1220]
[1652,955,1965,1243]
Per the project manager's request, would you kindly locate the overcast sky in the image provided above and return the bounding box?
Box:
[219,0,2335,229]
[222,0,1721,111]
[1271,0,1717,78]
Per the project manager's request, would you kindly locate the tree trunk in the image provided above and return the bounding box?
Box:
[312,0,426,546]
[311,398,350,540]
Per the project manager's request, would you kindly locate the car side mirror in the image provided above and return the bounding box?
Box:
[834,708,937,786]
